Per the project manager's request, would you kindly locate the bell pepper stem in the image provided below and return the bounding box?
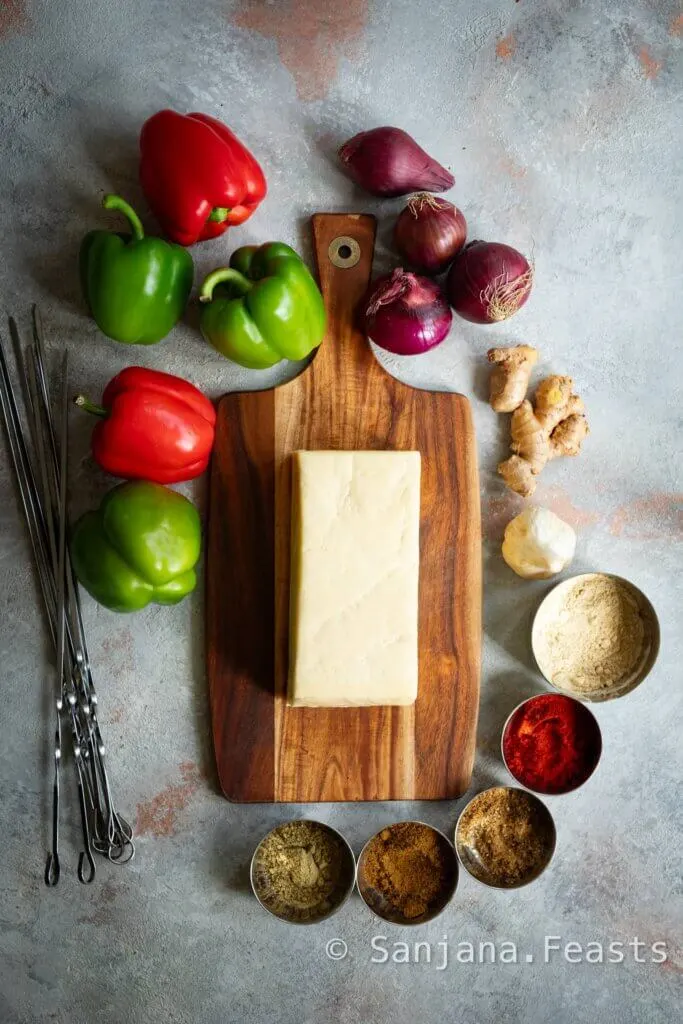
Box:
[74,394,108,418]
[199,268,253,303]
[208,207,230,224]
[102,194,145,242]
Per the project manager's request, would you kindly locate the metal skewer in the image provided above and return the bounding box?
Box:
[47,357,69,884]
[33,312,133,865]
[0,331,63,884]
[0,310,134,884]
[55,357,96,883]
[32,314,133,867]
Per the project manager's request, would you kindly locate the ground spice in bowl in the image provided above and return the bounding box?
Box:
[502,692,602,795]
[357,821,458,925]
[532,573,658,700]
[250,820,355,924]
[455,787,556,889]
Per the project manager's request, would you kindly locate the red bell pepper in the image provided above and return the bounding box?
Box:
[75,367,216,484]
[139,110,267,246]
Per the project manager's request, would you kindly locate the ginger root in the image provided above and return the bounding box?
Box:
[497,375,589,497]
[498,454,537,497]
[486,347,590,497]
[549,414,590,459]
[487,345,538,412]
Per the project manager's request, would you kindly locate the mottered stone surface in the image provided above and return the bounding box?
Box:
[0,1,681,1022]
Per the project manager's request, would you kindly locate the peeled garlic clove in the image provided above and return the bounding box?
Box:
[501,506,576,580]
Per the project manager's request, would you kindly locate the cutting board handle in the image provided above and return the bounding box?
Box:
[311,213,378,386]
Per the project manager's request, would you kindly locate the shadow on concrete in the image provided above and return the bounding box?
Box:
[483,579,542,671]
[21,176,98,317]
[188,472,221,796]
[22,116,147,315]
[476,669,545,765]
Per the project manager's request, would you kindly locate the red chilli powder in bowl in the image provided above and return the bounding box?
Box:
[502,693,602,795]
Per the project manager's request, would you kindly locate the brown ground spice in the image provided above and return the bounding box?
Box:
[456,787,555,888]
[361,822,455,921]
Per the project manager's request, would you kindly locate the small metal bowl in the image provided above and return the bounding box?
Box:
[250,819,356,925]
[502,693,603,795]
[455,786,556,890]
[531,572,660,702]
[357,820,459,925]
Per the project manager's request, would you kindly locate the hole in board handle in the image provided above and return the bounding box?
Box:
[328,236,361,269]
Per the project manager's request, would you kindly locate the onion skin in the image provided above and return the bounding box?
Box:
[362,268,452,356]
[447,241,533,324]
[339,127,454,198]
[394,193,467,274]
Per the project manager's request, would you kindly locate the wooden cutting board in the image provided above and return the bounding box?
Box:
[206,213,481,802]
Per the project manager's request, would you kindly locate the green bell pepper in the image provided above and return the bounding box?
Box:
[80,194,194,345]
[198,242,326,369]
[70,481,201,613]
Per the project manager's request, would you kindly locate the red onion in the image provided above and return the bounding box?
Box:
[339,127,454,197]
[446,241,533,324]
[394,193,467,274]
[362,268,452,356]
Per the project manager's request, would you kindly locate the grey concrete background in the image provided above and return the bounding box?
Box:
[0,1,681,1021]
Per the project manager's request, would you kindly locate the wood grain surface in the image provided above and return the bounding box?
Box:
[207,213,481,802]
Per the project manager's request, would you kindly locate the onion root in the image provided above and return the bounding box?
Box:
[485,267,535,323]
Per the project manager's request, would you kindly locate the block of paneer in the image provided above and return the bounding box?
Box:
[288,450,421,708]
